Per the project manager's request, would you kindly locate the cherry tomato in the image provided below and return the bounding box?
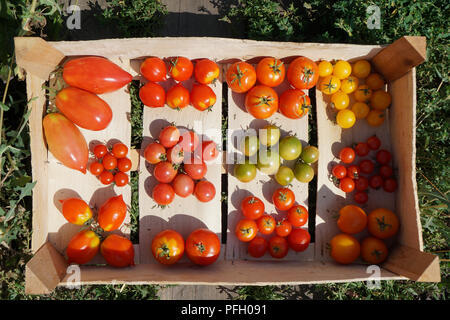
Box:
[256,57,286,87]
[272,188,295,211]
[144,142,166,165]
[172,173,194,198]
[97,195,127,232]
[190,84,216,111]
[352,60,371,79]
[367,208,399,239]
[369,174,384,189]
[151,229,185,265]
[235,219,258,242]
[166,83,190,110]
[247,236,268,258]
[294,162,315,183]
[201,141,219,162]
[287,56,319,89]
[139,82,166,108]
[99,170,114,185]
[383,178,397,193]
[351,101,370,119]
[366,73,385,90]
[268,236,289,259]
[66,230,100,264]
[239,135,259,157]
[287,228,310,252]
[89,161,104,176]
[354,191,369,204]
[355,176,369,191]
[245,85,279,119]
[287,205,308,227]
[371,90,392,111]
[367,135,381,150]
[379,165,393,178]
[93,144,108,159]
[60,198,93,225]
[366,109,386,127]
[319,75,341,95]
[359,159,375,174]
[234,161,257,183]
[114,171,129,187]
[101,234,135,267]
[194,180,216,202]
[339,147,356,164]
[178,130,199,153]
[275,166,295,186]
[361,237,388,264]
[275,219,293,237]
[167,145,184,165]
[354,142,370,157]
[168,56,193,81]
[332,164,347,179]
[241,196,265,220]
[154,161,178,183]
[140,57,167,82]
[376,149,392,165]
[279,135,302,161]
[336,109,356,129]
[354,85,372,102]
[257,149,281,175]
[226,61,256,93]
[117,157,132,172]
[194,59,220,84]
[152,183,175,206]
[318,60,333,77]
[279,89,310,119]
[257,214,276,235]
[330,233,360,264]
[346,165,360,179]
[332,60,352,80]
[159,125,181,149]
[340,76,359,94]
[339,177,355,193]
[111,143,128,159]
[184,157,207,180]
[259,124,281,147]
[337,204,367,234]
[186,229,221,266]
[330,91,349,110]
[300,145,319,164]
[102,153,117,170]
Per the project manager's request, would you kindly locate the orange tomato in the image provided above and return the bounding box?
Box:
[60,198,92,225]
[279,89,310,119]
[168,56,193,81]
[226,61,257,93]
[190,84,216,111]
[351,102,370,119]
[287,57,319,89]
[370,90,392,110]
[351,60,371,79]
[366,109,386,127]
[340,76,359,94]
[97,194,127,232]
[354,85,372,102]
[330,233,360,264]
[151,229,185,265]
[235,219,258,242]
[361,237,389,264]
[257,214,276,235]
[194,58,220,84]
[101,234,135,267]
[256,57,286,87]
[319,75,341,95]
[366,73,386,90]
[337,205,367,234]
[367,208,399,239]
[245,85,279,119]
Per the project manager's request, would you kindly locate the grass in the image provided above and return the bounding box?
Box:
[0,0,448,300]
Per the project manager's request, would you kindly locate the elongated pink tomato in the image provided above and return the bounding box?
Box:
[43,113,89,173]
[55,87,112,131]
[63,57,132,94]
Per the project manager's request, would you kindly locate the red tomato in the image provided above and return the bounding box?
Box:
[139,82,166,108]
[89,161,104,176]
[268,236,289,258]
[66,230,100,264]
[144,142,166,164]
[257,214,276,235]
[355,176,369,191]
[114,171,129,187]
[60,198,93,225]
[194,180,216,202]
[287,57,319,89]
[154,161,178,183]
[151,229,185,265]
[63,57,132,94]
[194,59,220,84]
[241,196,265,220]
[98,170,114,185]
[102,153,117,170]
[369,175,384,189]
[245,85,279,119]
[168,56,193,81]
[97,195,127,232]
[354,191,369,204]
[117,157,132,172]
[226,61,256,93]
[201,141,219,162]
[190,84,216,111]
[279,89,310,119]
[55,87,112,131]
[185,229,221,266]
[140,57,167,82]
[248,236,268,258]
[152,183,175,206]
[178,130,200,153]
[354,142,370,157]
[287,205,308,227]
[166,145,184,164]
[383,178,397,192]
[159,125,180,149]
[287,228,311,252]
[367,135,381,150]
[332,164,347,179]
[256,57,286,87]
[111,142,128,159]
[359,159,375,174]
[235,219,258,242]
[339,147,356,164]
[43,113,88,173]
[272,188,295,211]
[347,165,360,179]
[100,234,135,267]
[166,83,190,109]
[93,144,107,159]
[275,219,293,237]
[380,165,393,178]
[376,149,392,165]
[172,173,195,197]
[340,177,355,193]
[184,157,207,180]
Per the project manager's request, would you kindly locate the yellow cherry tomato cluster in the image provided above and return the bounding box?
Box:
[318,59,392,129]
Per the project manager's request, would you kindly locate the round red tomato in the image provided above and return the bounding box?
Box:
[66,230,100,265]
[151,229,185,265]
[247,236,268,258]
[166,83,190,109]
[172,173,194,197]
[144,142,166,164]
[140,57,167,82]
[367,135,381,150]
[168,56,193,82]
[354,191,369,204]
[359,159,375,174]
[201,141,219,162]
[100,234,135,267]
[275,219,292,237]
[190,84,216,111]
[235,219,258,242]
[184,156,207,180]
[97,194,127,232]
[355,142,370,157]
[287,57,319,89]
[111,142,128,159]
[152,183,175,206]
[287,228,310,252]
[355,176,369,191]
[159,125,180,149]
[257,214,276,235]
[272,188,295,211]
[154,161,178,183]
[60,198,93,225]
[245,85,279,119]
[99,170,114,185]
[89,161,104,176]
[114,171,129,187]
[241,196,265,220]
[226,61,256,93]
[117,157,132,172]
[369,175,384,189]
[268,236,289,258]
[102,153,117,170]
[376,149,392,165]
[194,59,220,84]
[383,178,397,192]
[194,180,216,202]
[93,144,107,159]
[166,145,184,164]
[287,205,308,227]
[279,89,310,119]
[139,82,166,108]
[256,57,286,87]
[332,164,347,179]
[340,177,355,193]
[380,165,393,178]
[178,130,199,153]
[339,147,356,164]
[186,229,221,266]
[347,165,360,179]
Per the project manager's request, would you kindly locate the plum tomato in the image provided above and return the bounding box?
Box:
[168,56,193,82]
[152,183,175,206]
[140,57,167,82]
[97,195,127,232]
[185,228,221,266]
[60,198,93,225]
[247,236,268,258]
[235,219,258,242]
[151,229,185,265]
[194,180,216,202]
[139,82,166,108]
[66,229,100,265]
[144,142,167,165]
[279,89,310,119]
[101,234,135,267]
[287,205,308,227]
[339,147,356,164]
[268,236,289,259]
[272,188,295,211]
[256,57,286,87]
[241,196,265,220]
[172,173,195,198]
[226,61,256,93]
[194,59,220,85]
[159,125,181,149]
[166,83,190,110]
[287,228,310,252]
[190,84,216,111]
[256,214,276,235]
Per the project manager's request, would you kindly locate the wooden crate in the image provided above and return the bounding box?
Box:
[15,36,441,295]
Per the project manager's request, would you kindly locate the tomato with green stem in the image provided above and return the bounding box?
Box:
[245,85,279,119]
[151,229,185,265]
[256,57,285,87]
[185,229,220,266]
[287,205,308,227]
[275,219,292,237]
[241,196,265,220]
[279,89,310,119]
[257,214,276,235]
[346,165,360,179]
[235,219,258,242]
[144,142,166,165]
[226,61,256,93]
[268,236,289,258]
[287,56,319,89]
[367,208,399,239]
[168,56,193,81]
[166,145,184,164]
[361,237,388,264]
[272,188,295,211]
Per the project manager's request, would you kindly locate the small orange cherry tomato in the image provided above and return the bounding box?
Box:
[351,60,371,79]
[370,90,392,110]
[366,73,385,90]
[354,85,372,102]
[340,76,359,94]
[366,109,386,127]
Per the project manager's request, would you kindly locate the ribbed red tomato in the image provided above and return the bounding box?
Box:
[185,229,221,266]
[97,195,127,232]
[100,234,135,267]
[287,57,319,89]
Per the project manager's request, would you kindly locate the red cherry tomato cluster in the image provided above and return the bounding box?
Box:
[331,135,397,204]
[89,142,131,187]
[235,190,311,259]
[139,57,219,111]
[226,57,319,120]
[144,125,220,207]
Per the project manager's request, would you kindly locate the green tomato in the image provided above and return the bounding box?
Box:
[259,124,280,147]
[257,149,280,175]
[300,146,319,164]
[275,166,294,186]
[234,161,257,182]
[279,135,302,160]
[294,162,314,183]
[239,135,259,157]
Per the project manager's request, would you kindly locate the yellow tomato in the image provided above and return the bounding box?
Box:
[366,73,385,90]
[336,109,356,129]
[354,85,372,102]
[352,60,371,79]
[330,91,349,110]
[340,76,359,94]
[366,109,385,127]
[370,90,392,110]
[319,75,341,95]
[351,102,370,119]
[318,60,333,77]
[332,60,352,80]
